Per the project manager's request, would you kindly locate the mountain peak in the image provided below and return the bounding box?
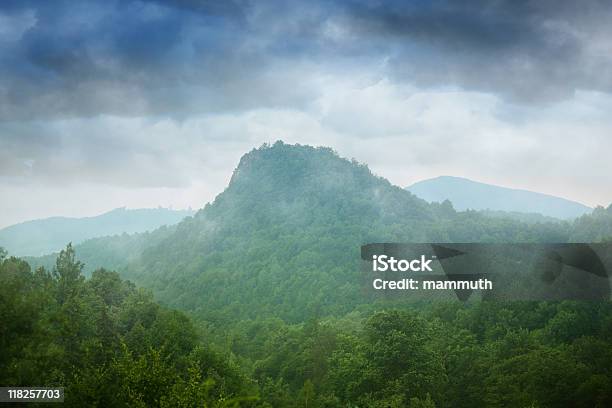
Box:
[199,141,433,234]
[226,141,378,200]
[231,141,339,185]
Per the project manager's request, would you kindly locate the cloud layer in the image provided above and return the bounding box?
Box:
[1,0,611,227]
[2,0,612,119]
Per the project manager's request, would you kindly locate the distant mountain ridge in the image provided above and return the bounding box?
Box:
[406,176,591,220]
[0,207,195,256]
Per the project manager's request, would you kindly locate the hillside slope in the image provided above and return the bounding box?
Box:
[28,143,612,324]
[117,142,568,322]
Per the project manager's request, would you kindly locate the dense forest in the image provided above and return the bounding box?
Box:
[3,246,612,407]
[5,142,612,406]
[0,245,254,407]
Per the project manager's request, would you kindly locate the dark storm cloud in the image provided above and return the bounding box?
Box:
[0,0,611,120]
[335,0,612,102]
[0,0,326,121]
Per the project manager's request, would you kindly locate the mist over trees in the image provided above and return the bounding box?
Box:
[3,142,612,406]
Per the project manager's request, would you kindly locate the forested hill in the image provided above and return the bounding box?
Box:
[0,207,194,257]
[72,142,575,321]
[16,142,612,406]
[26,142,612,323]
[25,142,612,324]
